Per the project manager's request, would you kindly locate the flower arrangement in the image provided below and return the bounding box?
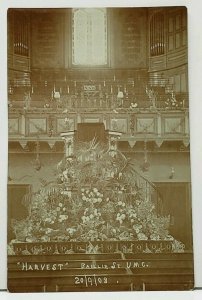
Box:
[165,91,184,109]
[10,140,184,252]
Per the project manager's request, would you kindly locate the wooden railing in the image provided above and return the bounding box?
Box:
[8,109,190,144]
[8,91,189,110]
[127,163,164,215]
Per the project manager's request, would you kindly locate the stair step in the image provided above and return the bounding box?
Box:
[8,251,194,292]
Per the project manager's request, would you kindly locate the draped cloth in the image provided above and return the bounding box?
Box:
[76,123,107,144]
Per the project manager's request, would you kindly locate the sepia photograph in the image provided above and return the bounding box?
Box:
[7,6,194,292]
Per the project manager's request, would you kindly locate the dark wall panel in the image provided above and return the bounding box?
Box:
[155,182,192,250]
[8,184,31,241]
[31,12,65,68]
[111,8,148,68]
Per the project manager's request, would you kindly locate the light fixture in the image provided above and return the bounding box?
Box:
[117,91,124,98]
[140,140,150,172]
[33,141,41,171]
[169,167,175,179]
[117,91,124,107]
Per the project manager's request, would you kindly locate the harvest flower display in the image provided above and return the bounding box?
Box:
[10,138,185,252]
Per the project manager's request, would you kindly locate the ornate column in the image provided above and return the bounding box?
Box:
[184,110,189,136]
[61,131,75,157]
[108,130,122,157]
[157,112,162,137]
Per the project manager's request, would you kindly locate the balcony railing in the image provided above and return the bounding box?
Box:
[8,108,190,144]
[8,79,189,111]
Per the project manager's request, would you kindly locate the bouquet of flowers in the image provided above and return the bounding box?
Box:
[10,139,183,252]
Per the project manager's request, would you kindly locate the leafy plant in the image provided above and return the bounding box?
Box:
[10,139,174,245]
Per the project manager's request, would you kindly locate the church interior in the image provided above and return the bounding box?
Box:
[7,7,194,292]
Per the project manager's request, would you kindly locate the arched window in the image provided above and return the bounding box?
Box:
[150,13,165,57]
[72,8,107,66]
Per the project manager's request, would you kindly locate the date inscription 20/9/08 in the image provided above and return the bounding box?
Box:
[75,275,108,287]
